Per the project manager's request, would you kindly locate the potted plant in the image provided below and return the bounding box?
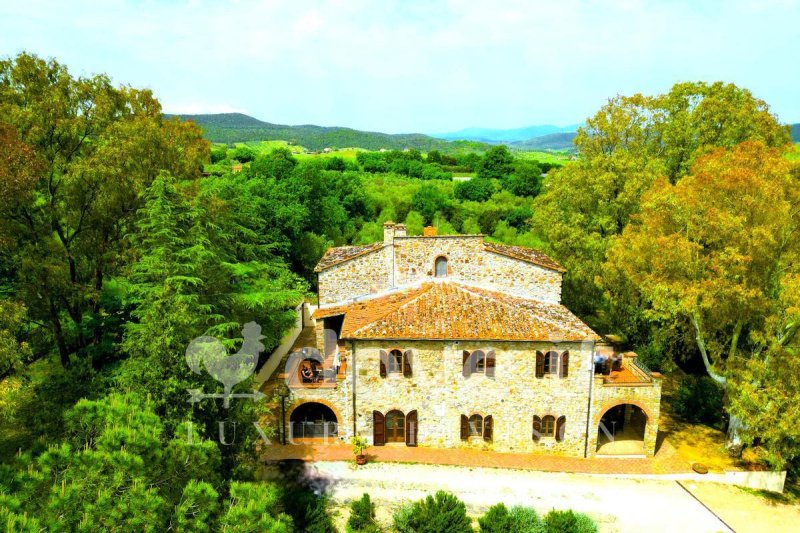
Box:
[352,435,368,465]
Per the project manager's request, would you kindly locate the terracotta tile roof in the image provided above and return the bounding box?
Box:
[484,241,565,272]
[313,281,599,342]
[314,242,384,272]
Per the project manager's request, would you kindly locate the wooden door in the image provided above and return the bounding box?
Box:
[385,410,405,443]
[373,411,385,446]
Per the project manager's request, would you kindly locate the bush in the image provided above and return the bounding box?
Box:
[393,491,473,533]
[543,510,597,533]
[508,506,545,532]
[479,503,544,532]
[671,375,725,426]
[346,493,379,533]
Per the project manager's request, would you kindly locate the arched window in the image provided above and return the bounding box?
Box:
[462,350,495,377]
[474,350,486,372]
[388,349,403,373]
[435,256,448,277]
[468,414,483,437]
[385,410,406,443]
[542,415,556,437]
[461,414,492,441]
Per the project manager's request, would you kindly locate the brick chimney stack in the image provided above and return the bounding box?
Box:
[423,226,438,237]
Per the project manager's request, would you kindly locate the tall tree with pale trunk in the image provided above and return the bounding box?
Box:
[605,141,800,456]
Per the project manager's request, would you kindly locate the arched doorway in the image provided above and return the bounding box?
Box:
[385,410,405,443]
[596,403,647,455]
[289,402,338,440]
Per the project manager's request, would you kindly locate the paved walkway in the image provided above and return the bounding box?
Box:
[262,438,690,475]
[275,461,731,533]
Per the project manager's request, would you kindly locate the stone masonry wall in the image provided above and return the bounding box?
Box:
[318,236,563,306]
[318,246,392,305]
[586,376,662,457]
[353,339,595,456]
[393,236,562,303]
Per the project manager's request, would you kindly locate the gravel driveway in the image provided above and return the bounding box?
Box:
[294,461,731,532]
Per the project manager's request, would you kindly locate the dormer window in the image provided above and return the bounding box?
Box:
[435,256,448,277]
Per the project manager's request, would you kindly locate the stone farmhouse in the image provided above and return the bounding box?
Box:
[262,223,663,457]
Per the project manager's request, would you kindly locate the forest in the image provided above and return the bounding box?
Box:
[1,52,800,530]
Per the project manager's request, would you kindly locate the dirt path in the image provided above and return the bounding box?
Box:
[289,461,732,532]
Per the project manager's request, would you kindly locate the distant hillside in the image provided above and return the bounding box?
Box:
[792,123,799,142]
[433,124,580,143]
[511,132,577,151]
[169,113,490,153]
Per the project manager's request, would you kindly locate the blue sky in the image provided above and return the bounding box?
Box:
[2,0,799,133]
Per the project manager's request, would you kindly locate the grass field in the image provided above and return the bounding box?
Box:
[515,150,575,165]
[787,143,800,160]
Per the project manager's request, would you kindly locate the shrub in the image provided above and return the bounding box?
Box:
[393,491,473,533]
[479,503,544,533]
[671,375,725,426]
[508,506,545,532]
[543,510,597,533]
[346,493,379,533]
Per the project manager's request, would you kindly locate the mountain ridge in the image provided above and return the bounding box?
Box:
[167,112,491,153]
[432,123,581,143]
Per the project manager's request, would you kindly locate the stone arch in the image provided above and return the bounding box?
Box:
[286,399,342,441]
[593,399,654,426]
[286,398,342,426]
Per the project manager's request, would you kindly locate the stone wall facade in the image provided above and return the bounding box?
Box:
[318,246,391,305]
[318,233,562,306]
[393,236,562,303]
[352,339,594,456]
[267,337,663,457]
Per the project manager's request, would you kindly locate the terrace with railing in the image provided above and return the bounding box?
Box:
[595,351,659,387]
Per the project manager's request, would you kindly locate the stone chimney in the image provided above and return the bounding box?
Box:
[395,223,407,238]
[383,221,396,244]
[423,226,438,237]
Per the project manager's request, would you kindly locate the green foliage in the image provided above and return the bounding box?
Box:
[0,301,31,380]
[173,481,220,533]
[0,393,221,531]
[230,145,257,163]
[477,145,514,180]
[393,491,473,533]
[412,183,452,224]
[0,52,209,366]
[251,147,298,179]
[210,145,228,163]
[504,160,543,197]
[671,376,725,427]
[543,510,597,533]
[479,503,544,533]
[454,178,495,202]
[218,482,293,533]
[404,211,425,236]
[346,493,379,533]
